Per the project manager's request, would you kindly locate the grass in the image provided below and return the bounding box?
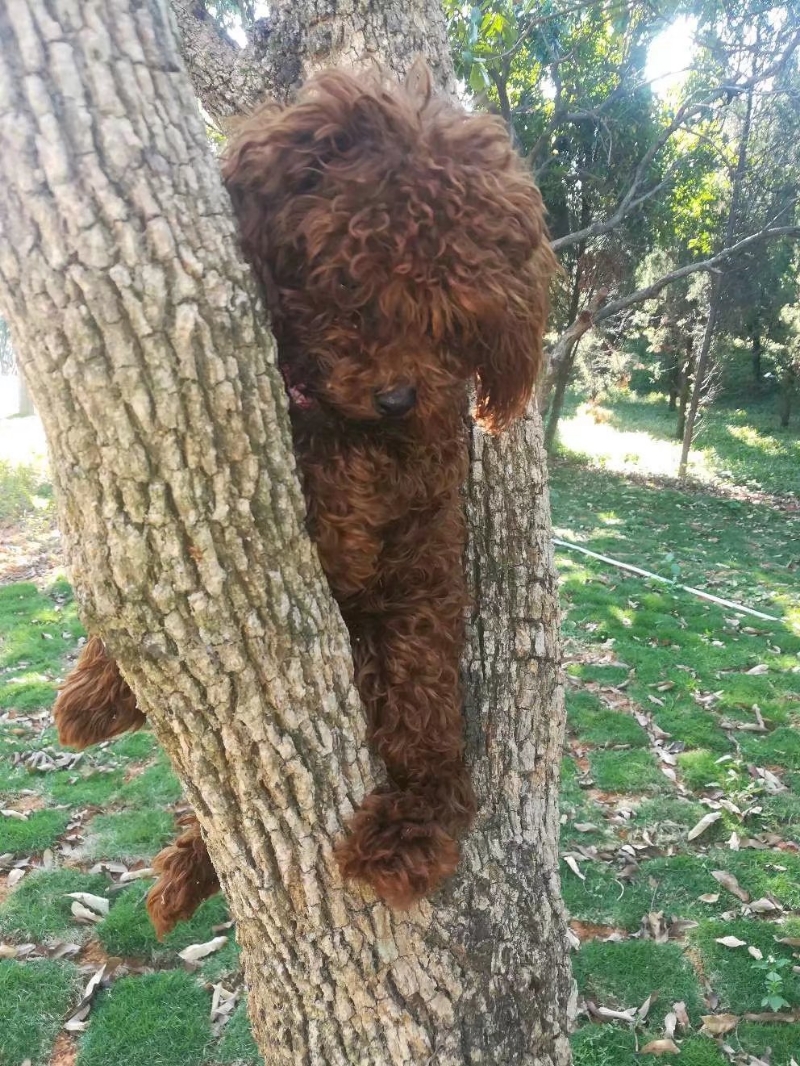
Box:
[0,387,798,1064]
[98,883,230,959]
[692,918,800,1013]
[572,940,704,1024]
[0,808,71,854]
[76,971,212,1066]
[0,868,110,943]
[82,808,178,861]
[553,384,799,1065]
[0,960,80,1066]
[554,386,800,499]
[210,1003,264,1065]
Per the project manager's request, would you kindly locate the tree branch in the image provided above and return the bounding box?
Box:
[594,225,800,322]
[551,28,800,253]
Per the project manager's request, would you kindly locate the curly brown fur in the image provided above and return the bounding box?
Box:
[146,814,220,938]
[223,67,555,907]
[53,636,146,750]
[57,67,555,920]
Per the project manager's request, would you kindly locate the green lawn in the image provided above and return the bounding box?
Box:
[554,388,800,1064]
[0,390,798,1064]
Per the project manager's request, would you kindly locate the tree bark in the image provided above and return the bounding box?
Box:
[779,365,796,428]
[676,337,695,442]
[542,288,608,451]
[0,2,573,1063]
[751,331,762,382]
[17,374,34,417]
[171,0,456,118]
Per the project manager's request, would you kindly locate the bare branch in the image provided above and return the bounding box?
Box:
[594,225,800,322]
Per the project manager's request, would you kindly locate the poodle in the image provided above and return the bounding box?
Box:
[53,66,555,934]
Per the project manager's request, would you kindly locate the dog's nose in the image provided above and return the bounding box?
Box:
[374,384,417,417]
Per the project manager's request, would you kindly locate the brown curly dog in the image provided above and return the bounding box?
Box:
[53,67,555,935]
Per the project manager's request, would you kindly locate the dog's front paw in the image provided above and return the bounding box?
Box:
[335,790,460,908]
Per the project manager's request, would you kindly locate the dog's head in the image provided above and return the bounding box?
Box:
[223,68,556,431]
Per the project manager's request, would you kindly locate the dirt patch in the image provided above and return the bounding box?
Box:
[569,919,627,942]
[78,938,113,968]
[48,1031,77,1066]
[0,521,62,586]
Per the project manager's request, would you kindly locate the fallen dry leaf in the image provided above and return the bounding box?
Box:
[747,897,781,914]
[637,993,653,1023]
[70,902,103,924]
[178,935,228,963]
[586,1001,638,1023]
[640,1039,680,1055]
[698,893,720,904]
[715,935,747,948]
[563,855,585,881]
[700,1013,739,1035]
[66,892,109,917]
[688,811,722,841]
[711,870,750,902]
[673,1001,690,1030]
[748,946,764,960]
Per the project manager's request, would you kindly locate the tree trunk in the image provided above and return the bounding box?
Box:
[668,355,678,411]
[542,285,607,452]
[17,374,33,417]
[171,0,457,116]
[752,331,762,382]
[676,336,695,441]
[779,365,796,428]
[679,89,753,479]
[544,338,580,451]
[0,2,573,1062]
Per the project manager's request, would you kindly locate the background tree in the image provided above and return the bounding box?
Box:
[444,0,800,457]
[0,1,572,1064]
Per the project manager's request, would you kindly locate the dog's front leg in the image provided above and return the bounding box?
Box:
[335,518,476,908]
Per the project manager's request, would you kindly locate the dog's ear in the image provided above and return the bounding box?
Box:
[471,240,555,432]
[436,113,558,432]
[221,71,409,272]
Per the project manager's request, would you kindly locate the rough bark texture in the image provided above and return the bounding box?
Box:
[171,0,456,122]
[0,1,572,1062]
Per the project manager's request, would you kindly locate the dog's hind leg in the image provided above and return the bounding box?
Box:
[147,815,220,938]
[53,636,146,749]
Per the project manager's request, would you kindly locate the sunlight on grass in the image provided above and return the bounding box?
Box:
[556,401,716,481]
[726,421,798,457]
[554,392,800,496]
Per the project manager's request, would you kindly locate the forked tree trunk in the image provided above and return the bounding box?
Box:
[0,1,572,1062]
